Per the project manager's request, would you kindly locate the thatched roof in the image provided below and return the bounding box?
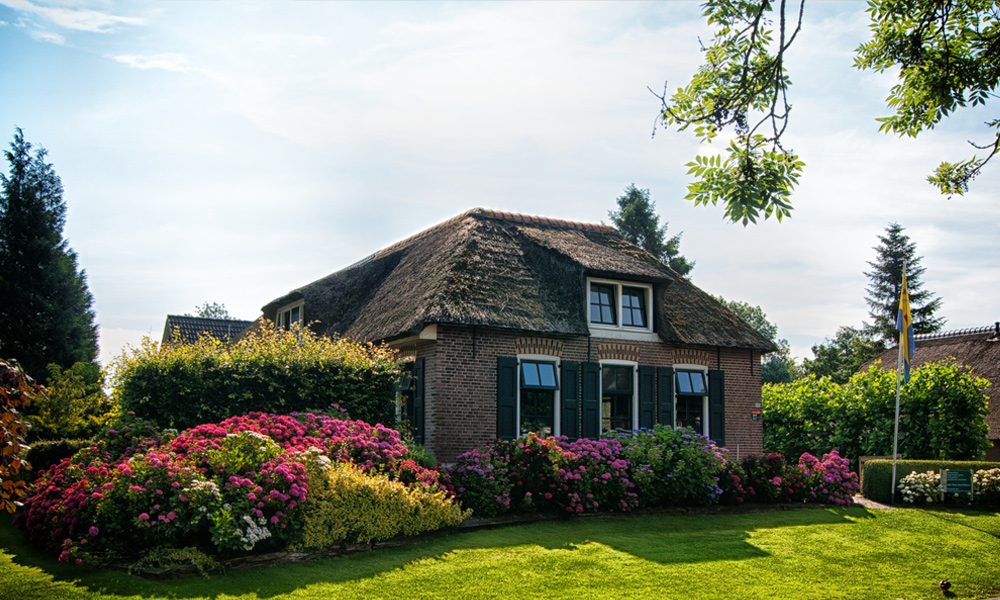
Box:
[162,315,254,345]
[262,208,775,351]
[865,323,1000,438]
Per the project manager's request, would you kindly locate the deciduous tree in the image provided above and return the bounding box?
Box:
[658,0,1000,224]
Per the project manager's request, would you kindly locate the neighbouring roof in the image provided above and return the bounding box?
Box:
[261,208,776,351]
[161,315,254,345]
[865,322,1000,438]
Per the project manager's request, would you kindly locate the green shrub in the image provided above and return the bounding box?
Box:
[862,459,1000,504]
[294,461,466,548]
[110,326,401,431]
[27,362,118,441]
[615,425,726,507]
[764,360,991,467]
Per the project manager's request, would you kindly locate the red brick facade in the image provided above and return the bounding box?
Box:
[395,324,764,462]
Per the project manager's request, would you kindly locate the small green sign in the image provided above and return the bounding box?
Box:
[944,470,973,494]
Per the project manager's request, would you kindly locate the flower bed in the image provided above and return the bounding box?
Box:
[447,426,859,516]
[13,412,460,565]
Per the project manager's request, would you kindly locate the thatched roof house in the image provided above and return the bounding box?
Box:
[866,323,1000,460]
[262,208,775,460]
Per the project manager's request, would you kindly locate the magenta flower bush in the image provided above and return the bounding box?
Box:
[719,451,859,506]
[14,411,445,564]
[798,451,860,505]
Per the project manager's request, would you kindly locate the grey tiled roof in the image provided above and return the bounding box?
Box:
[161,315,254,345]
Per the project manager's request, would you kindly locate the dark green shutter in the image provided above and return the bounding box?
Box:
[657,367,674,427]
[638,366,655,429]
[412,358,425,445]
[708,369,725,446]
[497,357,518,440]
[581,362,601,439]
[560,361,580,440]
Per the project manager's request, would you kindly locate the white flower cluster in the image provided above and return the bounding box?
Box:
[237,515,272,551]
[974,468,1000,494]
[186,479,222,500]
[897,470,940,504]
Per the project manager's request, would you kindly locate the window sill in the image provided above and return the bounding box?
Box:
[588,328,661,343]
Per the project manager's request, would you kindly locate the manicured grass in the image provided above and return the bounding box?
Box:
[2,507,999,600]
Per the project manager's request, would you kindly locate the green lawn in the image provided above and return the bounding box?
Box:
[2,507,998,600]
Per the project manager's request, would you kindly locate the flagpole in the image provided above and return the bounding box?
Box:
[891,331,902,503]
[890,261,906,504]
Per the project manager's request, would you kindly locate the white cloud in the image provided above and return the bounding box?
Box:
[32,29,61,44]
[112,53,190,72]
[1,0,142,33]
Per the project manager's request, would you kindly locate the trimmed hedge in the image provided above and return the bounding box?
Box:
[862,459,1000,504]
[110,326,401,431]
[23,438,91,474]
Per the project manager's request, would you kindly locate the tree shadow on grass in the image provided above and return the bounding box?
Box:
[1,507,872,599]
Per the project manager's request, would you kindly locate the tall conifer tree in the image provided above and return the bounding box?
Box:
[864,223,944,343]
[608,184,694,276]
[0,128,97,379]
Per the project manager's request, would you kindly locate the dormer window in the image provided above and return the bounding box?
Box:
[276,301,304,330]
[587,279,652,332]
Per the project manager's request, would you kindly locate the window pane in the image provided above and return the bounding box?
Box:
[602,365,633,393]
[676,371,693,394]
[590,283,616,325]
[622,287,646,328]
[538,363,557,388]
[291,306,300,324]
[521,363,540,387]
[521,389,555,434]
[690,372,706,394]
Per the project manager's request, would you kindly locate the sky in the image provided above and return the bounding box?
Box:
[1,0,998,368]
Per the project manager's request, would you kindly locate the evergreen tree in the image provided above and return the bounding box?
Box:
[864,223,944,343]
[0,128,97,380]
[608,184,694,276]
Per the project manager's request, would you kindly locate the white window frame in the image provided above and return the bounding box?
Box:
[673,363,709,435]
[275,300,305,330]
[516,354,561,437]
[587,278,657,341]
[599,359,639,432]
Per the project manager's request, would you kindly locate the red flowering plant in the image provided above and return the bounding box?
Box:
[14,411,447,564]
[446,445,513,517]
[554,436,638,513]
[738,453,788,504]
[797,451,859,506]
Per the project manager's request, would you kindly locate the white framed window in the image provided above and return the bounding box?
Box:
[599,359,638,432]
[587,279,653,335]
[674,364,709,436]
[276,300,304,330]
[517,355,561,437]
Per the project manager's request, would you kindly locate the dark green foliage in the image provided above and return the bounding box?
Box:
[608,184,694,276]
[111,326,401,432]
[861,459,1000,504]
[0,129,97,380]
[714,296,798,384]
[22,438,91,475]
[802,326,884,384]
[864,223,944,343]
[763,360,990,467]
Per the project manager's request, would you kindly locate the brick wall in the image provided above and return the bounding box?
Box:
[416,324,763,461]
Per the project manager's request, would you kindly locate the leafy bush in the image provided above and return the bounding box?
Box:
[13,412,451,565]
[444,445,511,517]
[898,470,941,504]
[763,360,991,467]
[718,451,858,506]
[294,461,466,548]
[613,425,726,507]
[738,453,788,504]
[27,362,118,441]
[110,326,401,431]
[1,358,40,512]
[974,468,1000,505]
[861,459,1000,504]
[798,451,859,505]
